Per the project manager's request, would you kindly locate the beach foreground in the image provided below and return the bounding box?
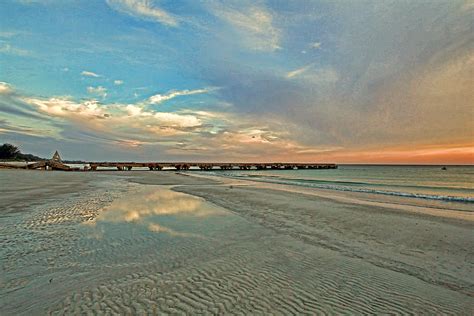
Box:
[1,170,473,314]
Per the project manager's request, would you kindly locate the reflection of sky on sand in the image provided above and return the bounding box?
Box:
[88,186,223,238]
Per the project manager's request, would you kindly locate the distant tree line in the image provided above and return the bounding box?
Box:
[0,143,44,161]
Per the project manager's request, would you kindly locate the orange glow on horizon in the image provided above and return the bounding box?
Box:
[269,143,474,165]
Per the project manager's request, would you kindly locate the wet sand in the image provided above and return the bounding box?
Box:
[1,171,473,314]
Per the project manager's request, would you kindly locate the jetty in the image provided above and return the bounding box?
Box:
[1,161,337,172]
[1,150,337,171]
[88,162,337,171]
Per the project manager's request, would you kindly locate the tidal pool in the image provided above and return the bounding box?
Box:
[2,183,271,314]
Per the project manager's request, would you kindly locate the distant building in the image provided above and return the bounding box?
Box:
[51,151,62,163]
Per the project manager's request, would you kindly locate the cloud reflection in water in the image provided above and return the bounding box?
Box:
[91,187,219,238]
[147,223,205,239]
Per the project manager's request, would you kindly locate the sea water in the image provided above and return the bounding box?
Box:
[212,165,474,204]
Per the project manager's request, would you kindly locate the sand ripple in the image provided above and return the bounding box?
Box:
[49,241,472,315]
[2,174,473,314]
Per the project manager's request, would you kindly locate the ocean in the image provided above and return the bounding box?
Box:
[209,165,474,204]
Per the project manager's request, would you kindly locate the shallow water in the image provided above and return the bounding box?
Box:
[211,165,474,204]
[0,182,258,314]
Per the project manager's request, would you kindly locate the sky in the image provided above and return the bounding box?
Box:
[0,0,473,163]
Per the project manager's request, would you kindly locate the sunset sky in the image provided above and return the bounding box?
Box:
[0,0,473,163]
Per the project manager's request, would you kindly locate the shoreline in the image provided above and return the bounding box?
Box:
[178,172,474,219]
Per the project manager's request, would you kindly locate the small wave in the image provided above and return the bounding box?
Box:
[223,174,474,191]
[219,174,474,203]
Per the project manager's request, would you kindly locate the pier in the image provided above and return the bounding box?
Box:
[1,161,337,171]
[0,151,337,171]
[88,162,338,171]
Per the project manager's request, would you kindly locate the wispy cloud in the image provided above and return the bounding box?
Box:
[286,64,338,84]
[0,31,27,38]
[87,86,107,99]
[0,120,54,138]
[286,63,315,79]
[209,2,281,51]
[81,70,100,78]
[106,0,178,27]
[0,43,31,56]
[16,0,59,4]
[148,88,215,105]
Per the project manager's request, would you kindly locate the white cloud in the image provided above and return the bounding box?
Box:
[149,88,214,105]
[24,96,204,130]
[81,70,100,77]
[153,112,201,128]
[286,63,315,79]
[311,42,321,49]
[0,82,13,94]
[114,80,124,85]
[0,43,31,56]
[106,0,178,27]
[125,104,146,116]
[15,90,314,157]
[24,98,108,119]
[210,3,281,52]
[286,64,338,84]
[87,86,108,99]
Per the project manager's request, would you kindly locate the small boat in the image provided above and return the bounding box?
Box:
[441,166,447,170]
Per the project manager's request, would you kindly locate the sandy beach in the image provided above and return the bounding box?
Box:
[1,170,473,314]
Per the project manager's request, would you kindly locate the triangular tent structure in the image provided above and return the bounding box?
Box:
[51,150,62,163]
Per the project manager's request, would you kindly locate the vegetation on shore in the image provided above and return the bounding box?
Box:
[0,143,86,163]
[0,143,44,161]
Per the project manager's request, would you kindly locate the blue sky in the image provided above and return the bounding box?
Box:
[0,0,473,163]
